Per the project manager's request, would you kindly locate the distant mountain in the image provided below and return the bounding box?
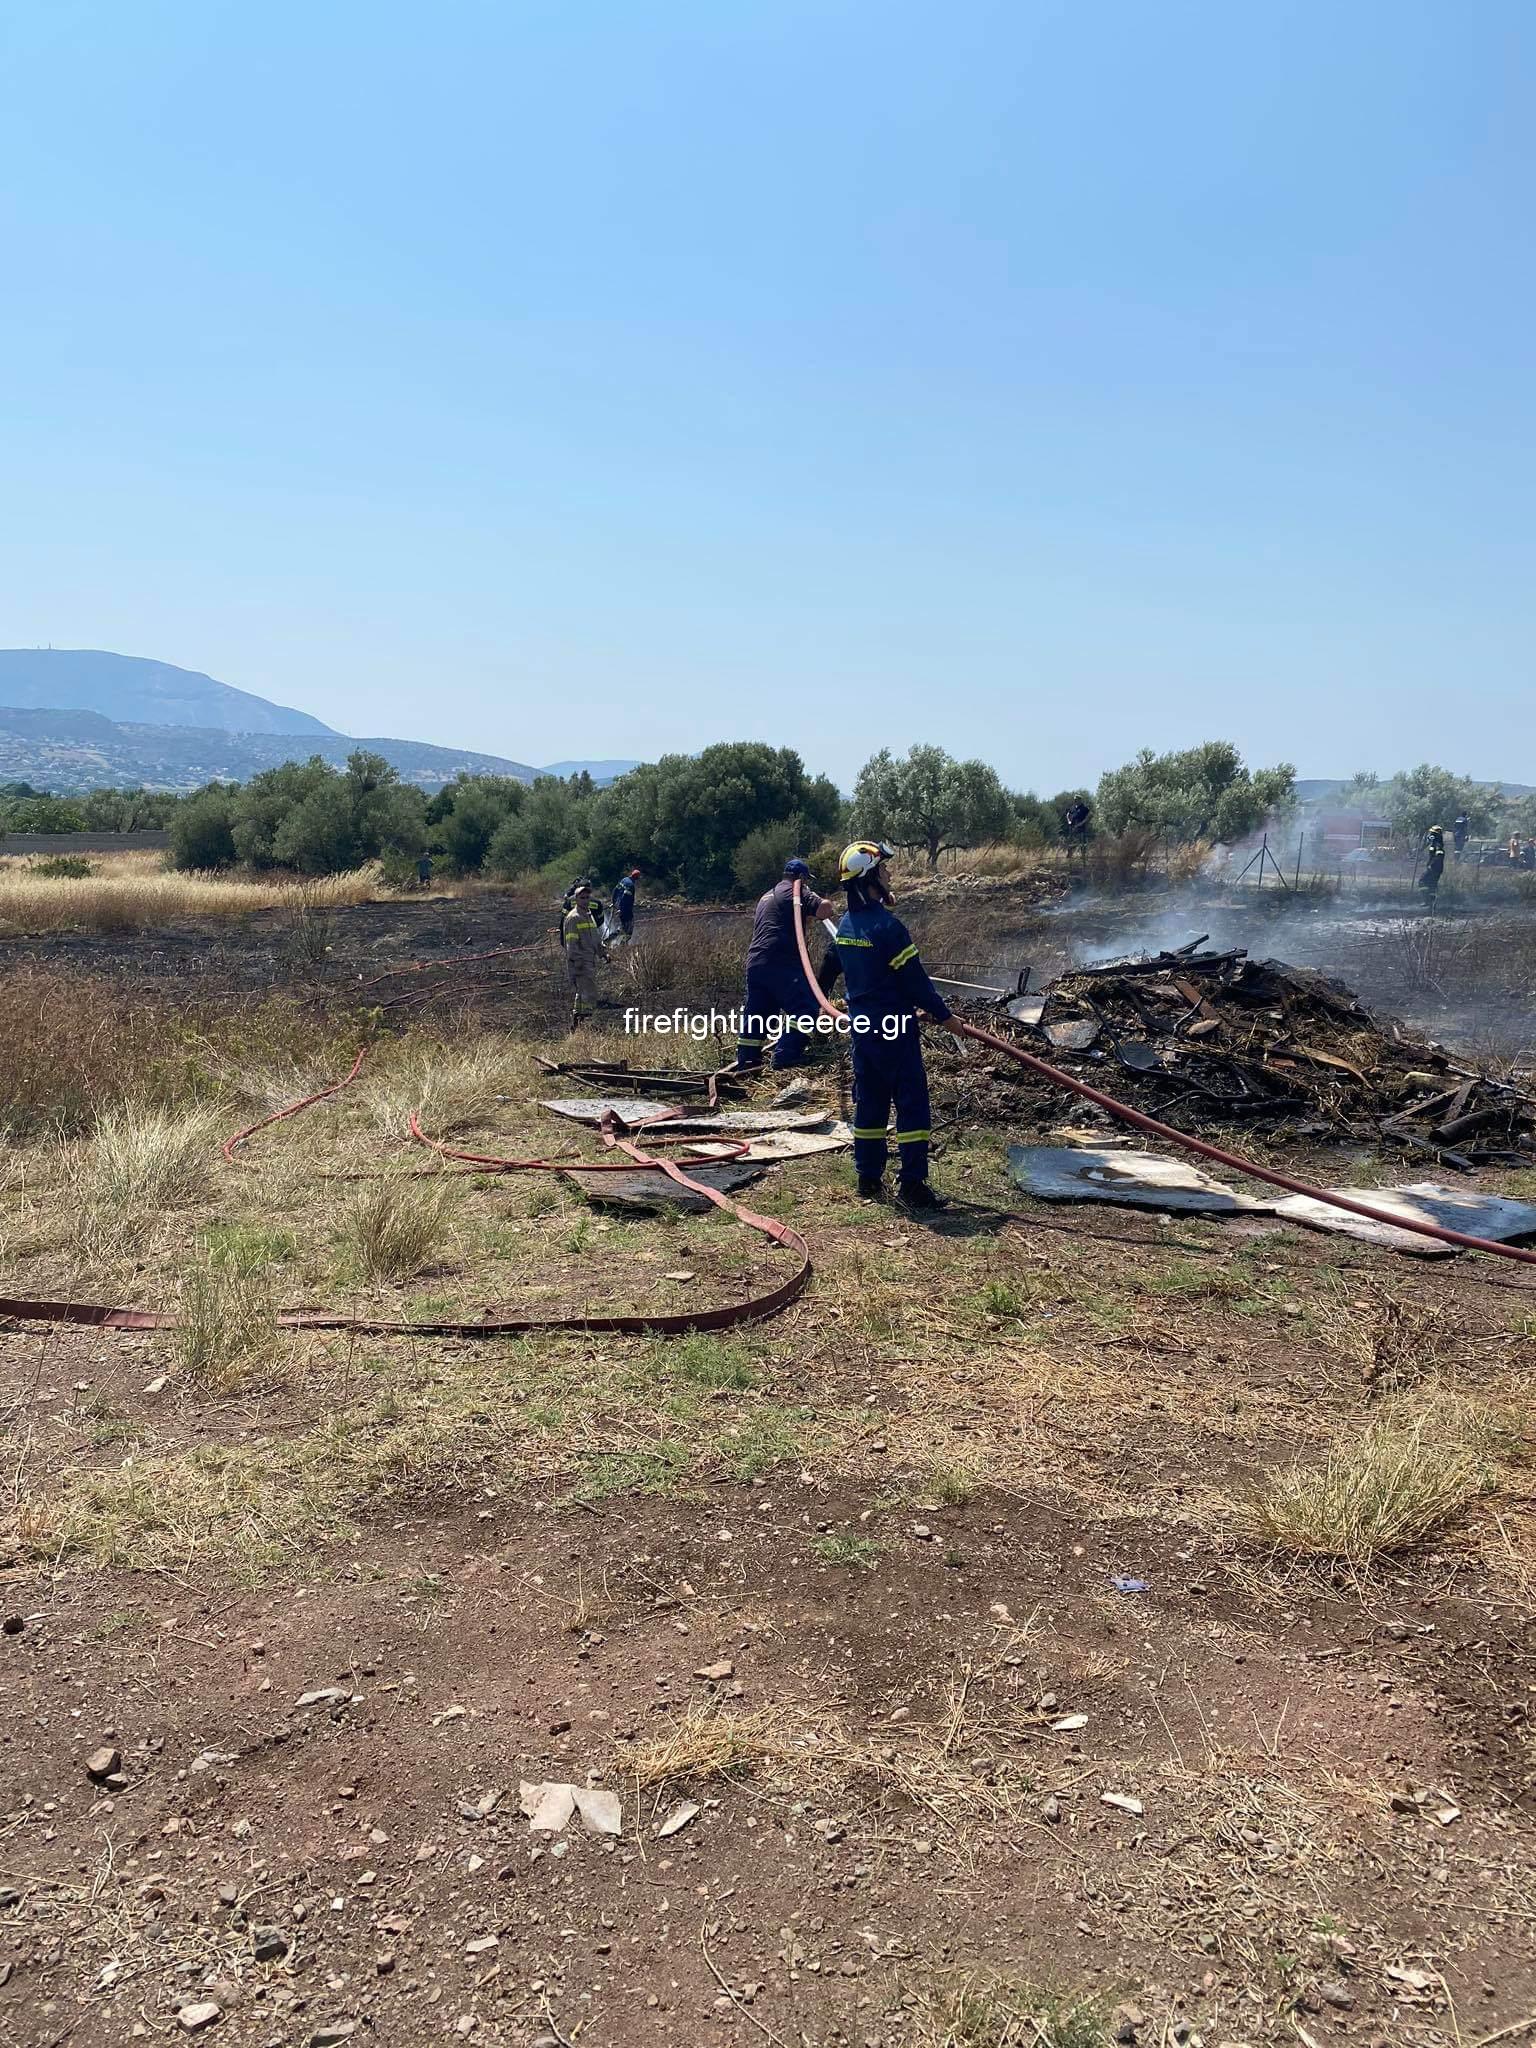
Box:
[540,758,641,784]
[0,707,538,794]
[0,649,335,737]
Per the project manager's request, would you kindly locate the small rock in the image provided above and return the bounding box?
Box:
[657,1800,701,1839]
[693,1660,734,1682]
[1100,1792,1143,1817]
[813,1817,845,1844]
[0,1887,19,1910]
[295,1688,352,1710]
[1317,1978,1355,2010]
[2,1615,24,1636]
[376,1952,396,1975]
[143,1375,169,1396]
[216,1881,239,1908]
[910,1524,932,1541]
[85,1747,121,1783]
[309,2026,357,2047]
[464,1934,498,1955]
[1041,1796,1061,1825]
[1112,2004,1146,2044]
[252,1927,288,1963]
[177,2004,223,2035]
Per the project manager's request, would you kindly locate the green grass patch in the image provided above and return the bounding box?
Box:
[204,1220,298,1273]
[812,1532,881,1569]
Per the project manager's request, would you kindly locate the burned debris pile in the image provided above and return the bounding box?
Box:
[934,938,1535,1169]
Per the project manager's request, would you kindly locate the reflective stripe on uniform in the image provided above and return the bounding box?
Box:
[736,1037,765,1048]
[851,1125,889,1139]
[894,1128,931,1143]
[835,935,874,947]
[888,943,918,969]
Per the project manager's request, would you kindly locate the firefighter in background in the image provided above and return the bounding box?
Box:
[735,858,831,1070]
[1452,812,1470,860]
[1062,797,1091,861]
[561,881,608,1030]
[610,868,640,945]
[1419,823,1446,899]
[822,840,963,1213]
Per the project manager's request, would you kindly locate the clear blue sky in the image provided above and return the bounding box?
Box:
[2,0,1532,791]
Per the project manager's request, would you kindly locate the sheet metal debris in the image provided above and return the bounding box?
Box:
[1272,1181,1536,1256]
[541,1097,681,1125]
[1007,1145,1267,1214]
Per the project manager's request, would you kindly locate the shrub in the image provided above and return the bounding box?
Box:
[1246,1399,1493,1563]
[31,855,94,878]
[175,1258,275,1387]
[340,1177,457,1283]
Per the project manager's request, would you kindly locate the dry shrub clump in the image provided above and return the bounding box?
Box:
[340,1175,457,1282]
[362,1035,531,1138]
[174,1258,276,1388]
[1246,1396,1495,1564]
[618,932,740,1002]
[69,1101,225,1256]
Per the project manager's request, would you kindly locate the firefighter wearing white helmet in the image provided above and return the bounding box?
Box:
[820,841,962,1211]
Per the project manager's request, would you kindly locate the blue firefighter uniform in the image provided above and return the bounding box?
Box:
[612,873,637,938]
[827,902,950,1186]
[736,874,829,1069]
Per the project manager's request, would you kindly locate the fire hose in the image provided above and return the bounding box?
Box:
[788,879,1536,1268]
[2,1021,812,1337]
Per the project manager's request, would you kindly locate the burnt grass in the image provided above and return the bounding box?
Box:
[1,882,1535,2048]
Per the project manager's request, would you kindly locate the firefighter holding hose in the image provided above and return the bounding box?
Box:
[821,840,963,1212]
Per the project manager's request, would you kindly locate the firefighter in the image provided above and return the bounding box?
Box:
[735,859,831,1070]
[1062,797,1091,860]
[561,881,607,1030]
[610,868,640,945]
[1419,824,1446,898]
[824,840,962,1212]
[1452,812,1470,860]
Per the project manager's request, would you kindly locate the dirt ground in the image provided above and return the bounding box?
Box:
[2,880,1535,2048]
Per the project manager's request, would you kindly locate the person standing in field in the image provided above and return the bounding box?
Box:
[735,858,831,1070]
[610,868,640,945]
[561,881,608,1030]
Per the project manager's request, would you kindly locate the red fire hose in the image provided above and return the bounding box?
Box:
[2,1048,811,1337]
[790,880,1536,1267]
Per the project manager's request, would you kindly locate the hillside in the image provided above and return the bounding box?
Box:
[0,706,538,794]
[0,649,334,737]
[541,757,641,783]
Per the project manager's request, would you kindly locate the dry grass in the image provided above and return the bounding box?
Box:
[1245,1396,1494,1563]
[66,1101,225,1256]
[630,1702,785,1790]
[0,860,381,935]
[173,1257,276,1388]
[339,1174,458,1281]
[617,931,740,1002]
[907,1976,1112,2048]
[361,1035,534,1138]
